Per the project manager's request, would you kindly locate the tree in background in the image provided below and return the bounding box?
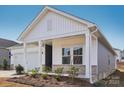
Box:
[3,59,8,70]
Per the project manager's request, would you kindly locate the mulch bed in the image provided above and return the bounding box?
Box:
[8,74,92,87]
[0,77,31,87]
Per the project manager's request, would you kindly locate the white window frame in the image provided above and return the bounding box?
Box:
[62,45,84,65]
[62,47,71,64]
[72,45,84,65]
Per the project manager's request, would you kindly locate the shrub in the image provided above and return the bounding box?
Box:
[41,66,51,79]
[0,64,2,69]
[31,69,38,78]
[15,64,24,74]
[41,73,48,79]
[54,67,64,81]
[3,59,8,70]
[68,66,79,82]
[93,81,105,87]
[42,66,51,73]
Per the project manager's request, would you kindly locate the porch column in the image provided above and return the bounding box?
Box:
[38,40,42,72]
[24,42,28,72]
[85,31,91,79]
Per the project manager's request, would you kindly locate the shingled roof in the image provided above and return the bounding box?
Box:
[0,38,17,48]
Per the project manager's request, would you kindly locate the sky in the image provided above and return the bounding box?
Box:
[0,5,124,50]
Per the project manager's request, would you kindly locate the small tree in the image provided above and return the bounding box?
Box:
[41,73,48,80]
[42,66,51,73]
[68,66,79,82]
[15,64,24,74]
[41,66,51,79]
[54,67,64,81]
[31,69,38,78]
[3,59,8,70]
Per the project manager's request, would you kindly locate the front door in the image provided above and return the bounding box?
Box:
[45,45,52,68]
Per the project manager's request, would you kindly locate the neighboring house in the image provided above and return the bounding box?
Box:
[114,48,122,62]
[114,48,124,62]
[9,6,116,83]
[0,38,17,68]
[121,50,124,61]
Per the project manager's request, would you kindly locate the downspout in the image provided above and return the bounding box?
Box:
[88,25,98,83]
[89,32,92,83]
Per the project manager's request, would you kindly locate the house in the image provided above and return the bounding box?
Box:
[121,50,124,62]
[9,6,116,83]
[114,48,124,62]
[114,48,122,62]
[0,38,17,69]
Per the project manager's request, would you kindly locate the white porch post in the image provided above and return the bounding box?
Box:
[24,42,28,72]
[38,40,42,72]
[85,31,91,79]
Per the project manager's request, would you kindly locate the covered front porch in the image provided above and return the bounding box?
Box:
[23,32,98,81]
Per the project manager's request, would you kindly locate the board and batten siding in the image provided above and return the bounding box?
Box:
[24,11,87,41]
[52,36,85,65]
[98,41,116,80]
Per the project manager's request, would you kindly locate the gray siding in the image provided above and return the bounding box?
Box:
[98,41,115,80]
[0,38,17,67]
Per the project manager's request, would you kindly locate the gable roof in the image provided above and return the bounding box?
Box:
[17,6,116,55]
[17,6,95,41]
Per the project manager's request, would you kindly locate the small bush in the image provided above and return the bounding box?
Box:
[15,64,24,75]
[31,69,38,78]
[42,66,51,73]
[41,66,51,79]
[54,67,63,81]
[0,64,2,69]
[41,73,48,79]
[3,59,8,70]
[68,66,79,82]
[93,81,105,87]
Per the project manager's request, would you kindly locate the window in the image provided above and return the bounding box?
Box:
[73,47,83,64]
[62,46,83,65]
[47,19,52,31]
[62,48,70,64]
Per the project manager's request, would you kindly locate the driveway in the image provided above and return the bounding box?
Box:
[0,70,24,77]
[0,70,31,87]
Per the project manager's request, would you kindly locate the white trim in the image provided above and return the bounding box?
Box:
[89,33,92,83]
[62,44,84,65]
[38,41,42,72]
[96,37,98,76]
[23,42,28,72]
[18,6,94,41]
[85,31,90,78]
[24,30,87,43]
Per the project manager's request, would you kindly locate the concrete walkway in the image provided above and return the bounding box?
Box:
[0,70,24,77]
